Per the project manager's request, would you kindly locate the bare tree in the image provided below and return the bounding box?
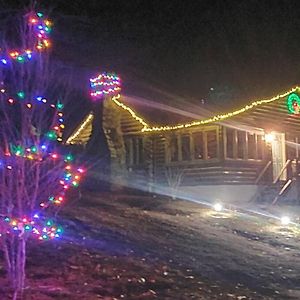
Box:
[0,9,82,299]
[165,167,184,200]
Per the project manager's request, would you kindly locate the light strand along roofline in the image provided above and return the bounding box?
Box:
[112,87,299,133]
[66,113,94,144]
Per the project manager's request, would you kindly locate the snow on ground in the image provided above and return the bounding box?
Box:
[1,192,300,299]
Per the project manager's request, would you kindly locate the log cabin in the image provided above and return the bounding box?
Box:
[66,86,300,204]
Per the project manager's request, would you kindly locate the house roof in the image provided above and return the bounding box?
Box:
[113,86,300,133]
[66,86,300,144]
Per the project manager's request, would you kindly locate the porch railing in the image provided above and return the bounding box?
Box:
[272,159,291,184]
[255,160,272,184]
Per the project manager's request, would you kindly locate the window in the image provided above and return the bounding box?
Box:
[125,139,132,165]
[248,133,256,159]
[134,138,143,165]
[125,138,143,165]
[193,132,204,159]
[181,135,190,161]
[225,130,264,161]
[207,130,217,159]
[237,131,245,159]
[169,135,178,162]
[226,128,234,158]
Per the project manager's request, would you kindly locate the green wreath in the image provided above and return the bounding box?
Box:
[287,93,300,114]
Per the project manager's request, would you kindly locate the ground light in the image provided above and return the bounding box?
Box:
[213,203,223,212]
[280,216,291,226]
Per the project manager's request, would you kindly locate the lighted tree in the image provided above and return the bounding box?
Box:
[0,10,84,298]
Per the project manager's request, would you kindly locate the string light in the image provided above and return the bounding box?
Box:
[1,144,85,238]
[111,94,149,128]
[66,113,94,144]
[142,87,299,132]
[0,11,84,241]
[3,215,63,240]
[0,12,52,66]
[90,72,121,99]
[1,87,65,142]
[108,87,300,133]
[69,85,299,143]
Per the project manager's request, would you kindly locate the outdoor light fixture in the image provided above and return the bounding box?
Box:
[213,203,223,212]
[265,132,275,143]
[280,216,291,226]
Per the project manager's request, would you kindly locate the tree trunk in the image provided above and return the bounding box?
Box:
[4,236,27,299]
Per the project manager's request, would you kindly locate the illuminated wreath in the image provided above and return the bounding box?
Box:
[287,93,300,114]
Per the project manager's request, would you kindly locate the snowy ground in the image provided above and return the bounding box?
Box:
[1,192,300,299]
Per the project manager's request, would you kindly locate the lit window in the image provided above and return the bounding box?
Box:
[237,131,245,159]
[248,133,256,159]
[169,135,178,162]
[226,128,234,158]
[193,132,204,159]
[207,130,217,159]
[181,135,190,161]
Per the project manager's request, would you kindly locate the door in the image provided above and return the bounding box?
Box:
[271,132,286,181]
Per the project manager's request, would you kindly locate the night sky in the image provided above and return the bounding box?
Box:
[3,0,300,108]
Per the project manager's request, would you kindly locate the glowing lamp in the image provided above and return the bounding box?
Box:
[265,132,275,143]
[213,203,223,212]
[280,216,291,226]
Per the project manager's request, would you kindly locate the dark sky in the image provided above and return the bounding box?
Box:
[3,0,300,107]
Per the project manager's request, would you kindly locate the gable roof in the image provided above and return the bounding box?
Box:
[66,86,300,144]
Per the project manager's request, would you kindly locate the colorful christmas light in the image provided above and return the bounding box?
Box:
[0,86,65,142]
[90,72,121,99]
[0,12,52,66]
[2,215,63,240]
[0,144,85,239]
[0,11,84,241]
